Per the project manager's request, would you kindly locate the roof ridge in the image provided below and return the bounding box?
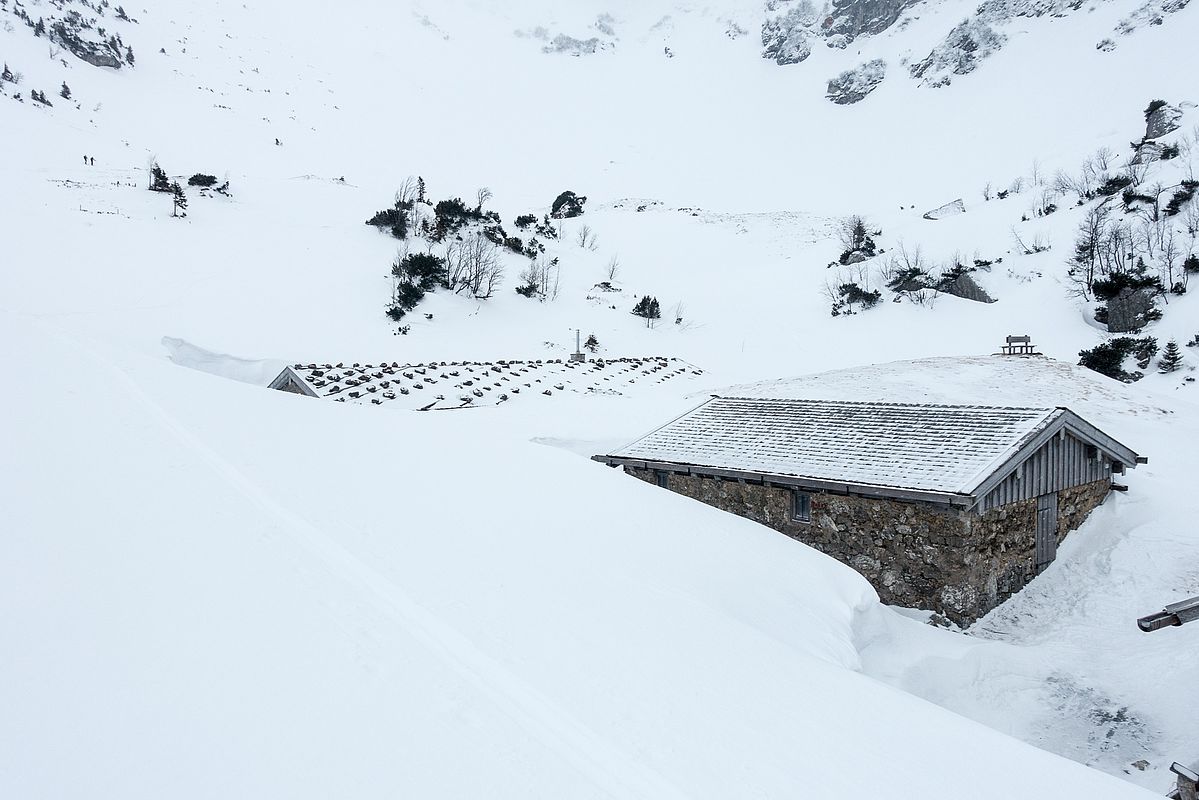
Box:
[715,396,1056,412]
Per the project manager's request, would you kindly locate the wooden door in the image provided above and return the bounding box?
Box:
[1035,493,1058,569]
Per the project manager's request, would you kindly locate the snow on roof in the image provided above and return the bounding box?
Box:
[271,356,703,411]
[722,355,1169,430]
[607,397,1067,498]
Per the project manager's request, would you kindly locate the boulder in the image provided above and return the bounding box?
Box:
[941,272,995,303]
[922,199,966,220]
[1106,287,1157,333]
[826,59,887,105]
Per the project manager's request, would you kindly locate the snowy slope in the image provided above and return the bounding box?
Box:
[1,314,1161,799]
[2,0,1198,795]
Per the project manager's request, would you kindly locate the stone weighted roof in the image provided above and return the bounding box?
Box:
[270,357,703,411]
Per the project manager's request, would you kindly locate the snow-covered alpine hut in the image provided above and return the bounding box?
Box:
[594,398,1144,623]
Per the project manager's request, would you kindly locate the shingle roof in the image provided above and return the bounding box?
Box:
[604,397,1068,499]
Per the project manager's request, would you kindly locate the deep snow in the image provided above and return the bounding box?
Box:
[2,0,1198,796]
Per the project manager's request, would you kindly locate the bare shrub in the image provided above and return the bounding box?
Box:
[445,233,504,298]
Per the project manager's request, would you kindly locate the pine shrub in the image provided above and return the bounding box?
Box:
[1159,340,1184,373]
[1078,336,1158,382]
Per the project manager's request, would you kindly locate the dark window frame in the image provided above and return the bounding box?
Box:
[791,489,811,523]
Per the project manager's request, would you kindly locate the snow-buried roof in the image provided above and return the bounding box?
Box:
[270,356,702,411]
[607,397,1070,499]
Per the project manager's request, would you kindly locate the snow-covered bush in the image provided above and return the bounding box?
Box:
[829,282,882,315]
[1078,336,1158,382]
[550,191,586,219]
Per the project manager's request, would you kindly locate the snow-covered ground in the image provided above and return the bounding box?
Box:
[2,0,1197,795]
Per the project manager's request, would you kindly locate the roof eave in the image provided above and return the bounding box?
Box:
[594,455,975,507]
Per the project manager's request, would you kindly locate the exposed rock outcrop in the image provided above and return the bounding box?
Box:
[542,35,609,56]
[1115,0,1191,36]
[910,19,1005,87]
[822,0,917,46]
[51,22,123,69]
[761,2,818,65]
[826,59,887,104]
[1130,142,1163,165]
[1144,102,1183,140]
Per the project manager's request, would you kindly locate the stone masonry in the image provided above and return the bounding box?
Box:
[628,468,1110,624]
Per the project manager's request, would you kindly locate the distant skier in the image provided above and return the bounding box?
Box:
[89,156,95,166]
[275,137,281,146]
[83,154,88,165]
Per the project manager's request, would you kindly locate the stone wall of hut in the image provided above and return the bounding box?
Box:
[626,468,1111,624]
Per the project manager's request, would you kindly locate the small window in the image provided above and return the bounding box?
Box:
[655,470,669,488]
[791,490,811,523]
[1085,444,1098,460]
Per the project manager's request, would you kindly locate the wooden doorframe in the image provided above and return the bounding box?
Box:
[1035,492,1059,569]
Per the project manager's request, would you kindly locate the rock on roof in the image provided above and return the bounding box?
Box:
[270,357,703,411]
[605,397,1074,501]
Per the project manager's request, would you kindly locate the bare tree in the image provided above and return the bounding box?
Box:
[576,224,598,250]
[1096,222,1132,277]
[1030,159,1043,187]
[1161,225,1182,292]
[982,182,993,201]
[475,186,493,211]
[1068,203,1110,298]
[395,175,418,205]
[605,254,620,281]
[1053,168,1092,200]
[445,233,503,298]
[1125,158,1150,186]
[1093,146,1115,172]
[1009,176,1026,194]
[518,256,560,301]
[874,241,932,305]
[1011,226,1050,256]
[1183,200,1199,239]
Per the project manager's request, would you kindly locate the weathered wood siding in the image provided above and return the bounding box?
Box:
[980,430,1110,511]
[277,376,310,396]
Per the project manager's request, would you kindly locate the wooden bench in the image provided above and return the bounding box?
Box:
[1001,335,1035,355]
